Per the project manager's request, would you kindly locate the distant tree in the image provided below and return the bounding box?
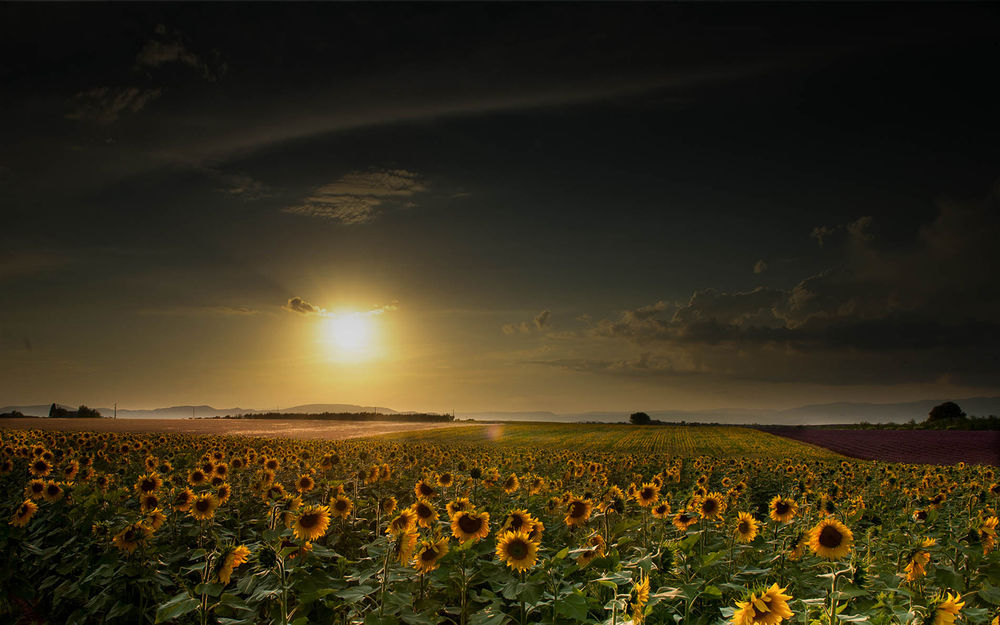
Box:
[630,411,652,425]
[927,401,966,422]
[76,405,102,418]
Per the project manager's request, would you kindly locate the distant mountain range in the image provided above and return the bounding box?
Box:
[3,397,998,425]
[0,403,398,419]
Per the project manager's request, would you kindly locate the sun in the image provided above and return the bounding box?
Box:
[322,313,373,354]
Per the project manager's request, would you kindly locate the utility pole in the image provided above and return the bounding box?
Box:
[114,402,117,420]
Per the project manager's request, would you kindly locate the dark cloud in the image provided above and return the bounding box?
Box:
[577,193,1000,385]
[65,87,163,125]
[534,310,551,329]
[283,296,323,316]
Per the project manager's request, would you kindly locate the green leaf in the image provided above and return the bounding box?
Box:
[555,590,589,622]
[553,547,570,561]
[154,593,200,624]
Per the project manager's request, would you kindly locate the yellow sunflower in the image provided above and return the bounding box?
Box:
[414,478,437,500]
[501,509,538,535]
[11,499,38,527]
[28,458,51,477]
[216,483,232,505]
[502,473,520,494]
[768,496,797,523]
[293,505,331,541]
[140,492,160,513]
[42,480,64,503]
[904,538,935,582]
[145,508,167,532]
[173,488,195,512]
[112,522,152,554]
[635,482,660,508]
[381,496,398,516]
[413,536,449,574]
[495,531,539,572]
[386,508,418,536]
[575,533,606,567]
[330,494,353,519]
[930,592,964,625]
[564,497,592,527]
[25,479,46,500]
[296,474,315,493]
[188,469,208,487]
[734,512,759,543]
[808,518,853,560]
[652,502,672,519]
[697,492,726,520]
[981,516,998,555]
[412,499,439,528]
[451,510,490,542]
[134,472,162,494]
[673,509,698,532]
[190,493,219,521]
[391,528,419,564]
[218,545,251,584]
[732,583,794,625]
[632,574,650,624]
[446,497,472,518]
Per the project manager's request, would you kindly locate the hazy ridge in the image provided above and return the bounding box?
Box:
[3,397,999,425]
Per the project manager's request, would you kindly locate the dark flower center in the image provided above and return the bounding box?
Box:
[420,547,439,562]
[458,514,483,534]
[196,499,211,512]
[506,539,528,560]
[818,525,843,549]
[419,483,434,496]
[739,521,751,534]
[335,500,348,511]
[702,499,718,515]
[641,488,655,500]
[299,512,320,528]
[570,502,587,518]
[416,503,433,518]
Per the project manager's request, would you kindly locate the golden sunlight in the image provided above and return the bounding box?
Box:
[322,313,374,356]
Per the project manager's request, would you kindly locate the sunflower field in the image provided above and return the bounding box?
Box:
[1,424,999,625]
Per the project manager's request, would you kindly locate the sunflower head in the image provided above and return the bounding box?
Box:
[412,499,438,528]
[11,499,38,527]
[330,494,353,519]
[190,493,219,521]
[732,583,793,625]
[734,512,759,543]
[413,537,449,573]
[564,497,592,527]
[635,482,660,507]
[293,505,331,541]
[808,518,854,560]
[451,510,490,542]
[495,530,539,572]
[769,496,797,523]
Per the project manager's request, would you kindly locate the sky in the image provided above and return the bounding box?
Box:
[2,3,999,415]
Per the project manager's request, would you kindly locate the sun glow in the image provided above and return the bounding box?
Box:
[322,313,374,356]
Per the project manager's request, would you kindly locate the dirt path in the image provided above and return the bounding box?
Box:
[0,417,471,440]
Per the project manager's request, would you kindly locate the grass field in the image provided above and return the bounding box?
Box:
[379,423,845,458]
[1,422,998,625]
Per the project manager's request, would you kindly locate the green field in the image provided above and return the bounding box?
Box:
[379,422,844,458]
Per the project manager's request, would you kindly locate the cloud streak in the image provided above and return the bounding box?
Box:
[283,170,426,224]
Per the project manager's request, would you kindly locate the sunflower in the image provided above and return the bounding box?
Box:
[981,516,998,555]
[673,509,698,532]
[216,483,232,504]
[386,508,418,536]
[412,499,439,528]
[732,584,793,625]
[652,502,672,519]
[11,500,38,527]
[697,492,726,520]
[26,478,46,500]
[929,592,964,625]
[113,522,152,554]
[768,496,797,523]
[808,518,853,560]
[446,497,472,518]
[564,497,592,527]
[635,482,660,507]
[413,536,450,573]
[904,538,935,582]
[734,512,759,543]
[575,533,606,566]
[503,473,520,494]
[145,508,167,532]
[28,458,51,477]
[140,492,160,512]
[437,472,454,487]
[501,509,538,535]
[380,496,397,516]
[293,505,331,541]
[414,478,437,499]
[631,574,650,624]
[42,480,64,502]
[188,469,208,487]
[173,488,195,511]
[451,510,490,542]
[495,531,539,572]
[330,494,353,519]
[217,545,251,584]
[295,474,314,493]
[190,493,219,521]
[391,528,419,564]
[134,473,162,494]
